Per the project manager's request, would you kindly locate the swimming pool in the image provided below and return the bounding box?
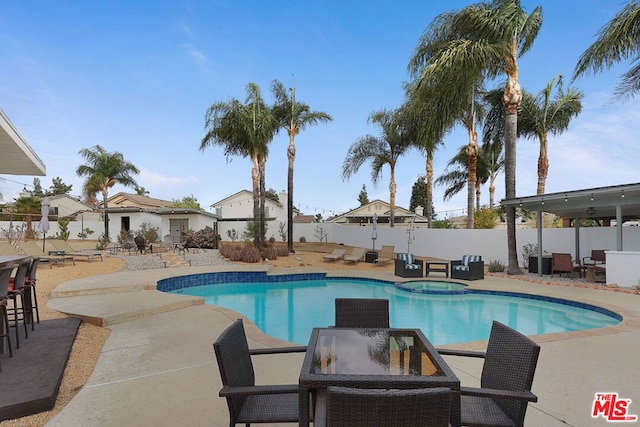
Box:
[158,272,621,346]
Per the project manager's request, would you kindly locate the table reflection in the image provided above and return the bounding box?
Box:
[309,329,440,376]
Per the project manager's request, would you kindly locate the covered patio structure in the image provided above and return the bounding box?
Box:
[501,183,640,281]
[0,108,46,177]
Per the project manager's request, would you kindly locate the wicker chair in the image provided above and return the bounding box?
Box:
[6,261,31,348]
[213,319,308,426]
[323,386,452,427]
[334,298,389,328]
[551,253,582,278]
[438,321,540,427]
[394,253,423,278]
[451,255,484,280]
[0,266,15,370]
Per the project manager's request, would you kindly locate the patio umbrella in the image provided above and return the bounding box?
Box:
[38,197,50,252]
[371,214,378,251]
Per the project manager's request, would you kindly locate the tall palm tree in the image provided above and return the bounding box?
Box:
[411,0,542,273]
[200,83,276,248]
[76,145,139,241]
[435,143,498,215]
[518,75,583,194]
[270,80,332,253]
[408,14,492,229]
[342,109,411,227]
[574,1,640,100]
[402,83,447,228]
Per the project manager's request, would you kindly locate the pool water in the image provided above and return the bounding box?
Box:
[170,277,620,346]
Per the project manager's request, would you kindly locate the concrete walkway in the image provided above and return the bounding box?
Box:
[45,265,640,427]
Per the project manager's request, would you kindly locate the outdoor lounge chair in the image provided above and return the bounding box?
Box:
[437,320,540,427]
[583,249,606,267]
[213,319,308,426]
[394,253,423,278]
[17,241,75,266]
[321,386,452,427]
[373,245,394,266]
[451,255,484,280]
[50,240,103,262]
[343,247,366,264]
[334,298,389,328]
[323,249,345,262]
[551,252,582,278]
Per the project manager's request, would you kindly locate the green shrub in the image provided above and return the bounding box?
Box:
[488,259,506,273]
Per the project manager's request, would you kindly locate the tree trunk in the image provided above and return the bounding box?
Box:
[251,157,260,248]
[466,127,478,229]
[489,171,496,209]
[102,190,110,241]
[259,157,267,249]
[504,71,522,274]
[287,136,295,253]
[537,133,549,195]
[389,169,396,228]
[426,154,434,228]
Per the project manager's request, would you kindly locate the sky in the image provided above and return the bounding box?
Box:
[1,1,639,220]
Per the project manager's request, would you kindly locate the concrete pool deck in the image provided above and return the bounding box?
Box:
[45,265,640,426]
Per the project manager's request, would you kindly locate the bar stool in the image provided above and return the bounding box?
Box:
[6,261,31,348]
[0,266,15,371]
[25,258,41,324]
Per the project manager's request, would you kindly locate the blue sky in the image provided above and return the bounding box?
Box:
[1,1,638,219]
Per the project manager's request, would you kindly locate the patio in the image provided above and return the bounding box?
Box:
[25,264,640,426]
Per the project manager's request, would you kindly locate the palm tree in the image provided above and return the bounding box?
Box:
[435,143,499,216]
[271,80,332,253]
[518,75,583,194]
[402,83,447,228]
[76,145,139,241]
[411,1,542,273]
[408,17,491,229]
[200,83,276,248]
[574,1,640,100]
[342,109,411,227]
[135,186,150,196]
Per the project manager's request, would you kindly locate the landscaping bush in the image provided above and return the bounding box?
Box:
[299,236,306,243]
[185,226,219,249]
[488,259,506,273]
[240,245,260,263]
[276,245,289,257]
[264,246,278,260]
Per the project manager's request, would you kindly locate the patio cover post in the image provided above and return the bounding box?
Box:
[616,205,623,250]
[536,211,543,277]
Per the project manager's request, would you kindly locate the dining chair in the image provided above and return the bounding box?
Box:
[334,298,390,328]
[438,320,540,427]
[6,261,31,348]
[323,386,452,427]
[0,266,15,370]
[25,257,41,324]
[213,319,308,426]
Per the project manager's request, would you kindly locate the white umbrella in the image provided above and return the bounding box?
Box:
[38,197,50,252]
[371,214,378,251]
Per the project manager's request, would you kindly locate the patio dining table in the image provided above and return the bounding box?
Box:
[299,327,461,426]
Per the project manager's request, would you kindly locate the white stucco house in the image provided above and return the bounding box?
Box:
[104,193,219,242]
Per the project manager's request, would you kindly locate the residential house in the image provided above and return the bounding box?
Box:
[104,193,219,242]
[330,200,428,226]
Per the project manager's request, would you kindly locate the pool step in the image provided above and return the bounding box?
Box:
[47,289,204,327]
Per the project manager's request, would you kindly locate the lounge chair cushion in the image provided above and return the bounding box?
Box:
[453,255,481,272]
[397,253,421,270]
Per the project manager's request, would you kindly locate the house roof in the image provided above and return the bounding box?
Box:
[331,199,427,222]
[501,182,640,221]
[107,192,173,208]
[211,189,283,208]
[103,206,219,219]
[0,108,46,176]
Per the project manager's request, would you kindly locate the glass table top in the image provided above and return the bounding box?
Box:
[309,328,441,376]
